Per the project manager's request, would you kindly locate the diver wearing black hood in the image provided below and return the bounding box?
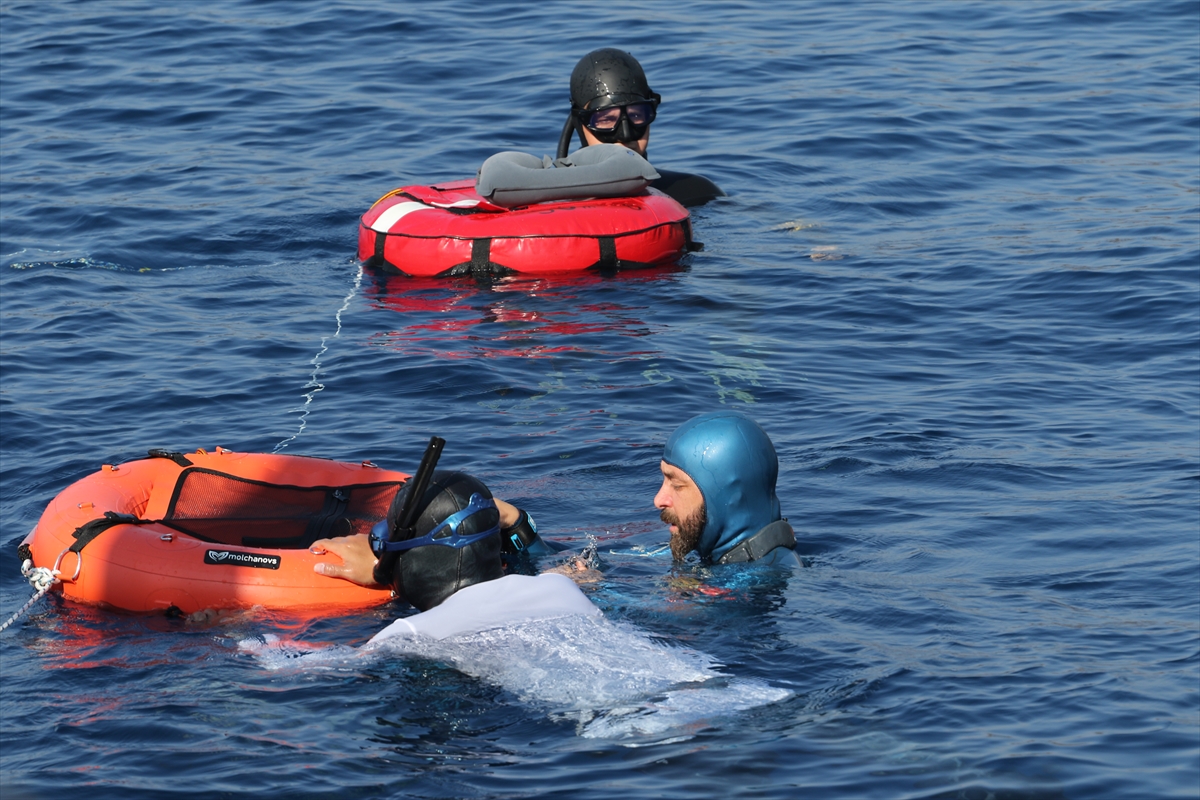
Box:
[309,443,567,602]
[367,469,505,611]
[558,48,724,208]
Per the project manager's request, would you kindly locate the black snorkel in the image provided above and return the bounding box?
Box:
[556,112,577,161]
[372,435,444,586]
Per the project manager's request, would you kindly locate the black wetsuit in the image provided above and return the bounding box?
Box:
[652,169,724,207]
[712,520,801,567]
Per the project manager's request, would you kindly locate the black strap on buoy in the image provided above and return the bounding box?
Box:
[469,238,493,280]
[373,436,445,585]
[71,511,152,554]
[684,219,704,252]
[147,449,193,468]
[374,229,387,264]
[598,237,618,270]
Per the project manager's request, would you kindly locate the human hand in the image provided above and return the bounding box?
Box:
[493,498,521,529]
[665,575,731,598]
[310,533,386,588]
[544,556,602,584]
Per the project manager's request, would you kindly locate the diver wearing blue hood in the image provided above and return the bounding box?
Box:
[655,411,798,565]
[313,413,795,592]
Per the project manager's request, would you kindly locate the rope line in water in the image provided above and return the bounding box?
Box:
[0,560,59,634]
[4,264,367,632]
[274,263,364,453]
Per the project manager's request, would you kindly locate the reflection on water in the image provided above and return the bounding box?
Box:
[363,267,679,360]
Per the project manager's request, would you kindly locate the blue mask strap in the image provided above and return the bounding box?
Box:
[369,493,500,554]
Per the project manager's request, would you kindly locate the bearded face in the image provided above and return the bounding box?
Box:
[662,502,707,561]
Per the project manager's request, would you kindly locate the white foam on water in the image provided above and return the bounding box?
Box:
[237,633,360,670]
[272,261,363,453]
[577,679,794,740]
[367,614,715,708]
[238,614,792,741]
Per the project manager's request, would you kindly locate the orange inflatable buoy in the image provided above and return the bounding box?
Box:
[19,448,406,614]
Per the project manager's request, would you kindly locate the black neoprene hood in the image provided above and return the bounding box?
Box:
[570,48,654,110]
[385,470,503,611]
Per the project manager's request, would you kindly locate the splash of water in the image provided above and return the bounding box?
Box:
[238,611,791,741]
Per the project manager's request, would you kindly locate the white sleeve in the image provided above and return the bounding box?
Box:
[369,572,601,644]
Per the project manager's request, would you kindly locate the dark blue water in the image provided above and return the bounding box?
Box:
[2,1,1197,797]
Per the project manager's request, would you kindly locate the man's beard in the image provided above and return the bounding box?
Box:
[662,503,707,561]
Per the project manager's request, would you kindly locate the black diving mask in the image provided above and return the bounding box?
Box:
[576,95,660,143]
[369,492,501,555]
[583,101,658,131]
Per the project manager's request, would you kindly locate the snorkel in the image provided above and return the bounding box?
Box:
[556,113,577,162]
[372,435,444,586]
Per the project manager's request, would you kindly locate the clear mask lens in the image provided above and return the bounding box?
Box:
[586,102,655,132]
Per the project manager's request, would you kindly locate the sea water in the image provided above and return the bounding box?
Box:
[1,1,1197,798]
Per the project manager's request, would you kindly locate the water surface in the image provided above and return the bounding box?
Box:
[1,1,1197,798]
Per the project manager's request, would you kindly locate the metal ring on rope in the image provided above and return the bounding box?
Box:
[52,546,82,582]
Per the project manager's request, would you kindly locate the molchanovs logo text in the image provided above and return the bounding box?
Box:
[204,550,281,570]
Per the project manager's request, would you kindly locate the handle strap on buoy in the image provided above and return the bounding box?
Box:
[147,448,194,467]
[70,511,151,555]
[44,512,157,588]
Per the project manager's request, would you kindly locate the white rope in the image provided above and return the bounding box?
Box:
[0,559,59,634]
[274,262,364,453]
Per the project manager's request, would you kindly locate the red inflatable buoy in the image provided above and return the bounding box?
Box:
[358,180,694,277]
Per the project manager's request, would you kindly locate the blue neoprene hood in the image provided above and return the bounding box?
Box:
[662,411,781,562]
